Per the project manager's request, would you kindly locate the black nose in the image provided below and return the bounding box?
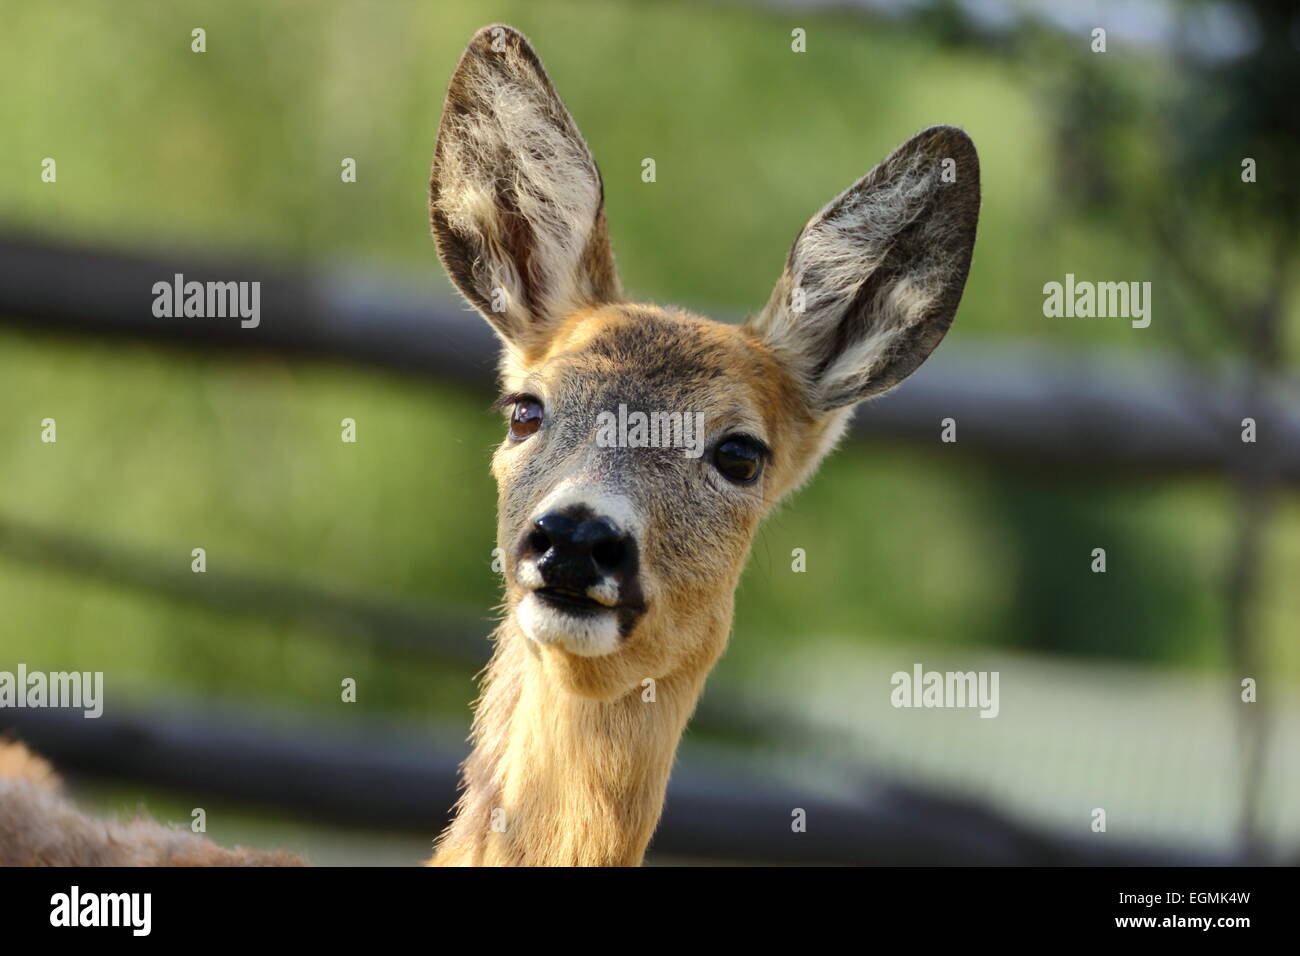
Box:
[522,508,636,587]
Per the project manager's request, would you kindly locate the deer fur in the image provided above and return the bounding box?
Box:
[0,740,301,866]
[0,23,978,868]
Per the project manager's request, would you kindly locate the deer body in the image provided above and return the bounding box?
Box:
[0,23,978,868]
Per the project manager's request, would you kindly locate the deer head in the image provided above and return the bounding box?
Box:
[430,24,979,703]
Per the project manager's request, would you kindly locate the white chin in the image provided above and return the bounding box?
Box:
[517,592,620,658]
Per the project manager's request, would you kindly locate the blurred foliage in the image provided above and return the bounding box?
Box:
[0,0,1297,734]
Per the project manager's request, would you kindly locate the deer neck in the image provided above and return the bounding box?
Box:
[429,613,724,866]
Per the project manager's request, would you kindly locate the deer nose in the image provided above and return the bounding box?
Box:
[523,508,635,585]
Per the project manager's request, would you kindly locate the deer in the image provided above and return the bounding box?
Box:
[0,23,978,867]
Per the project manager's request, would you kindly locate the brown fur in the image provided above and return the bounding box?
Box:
[0,741,302,866]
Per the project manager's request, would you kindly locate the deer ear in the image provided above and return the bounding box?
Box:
[748,126,979,411]
[430,25,621,353]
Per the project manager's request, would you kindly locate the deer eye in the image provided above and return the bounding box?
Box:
[509,397,544,440]
[713,435,765,484]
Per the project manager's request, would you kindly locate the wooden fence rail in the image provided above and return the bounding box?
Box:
[2,232,1297,481]
[0,703,1222,866]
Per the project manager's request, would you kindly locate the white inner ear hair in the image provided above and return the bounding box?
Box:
[766,149,949,406]
[437,43,603,328]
